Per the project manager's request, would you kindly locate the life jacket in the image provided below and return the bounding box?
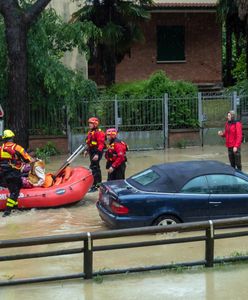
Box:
[43,173,54,188]
[85,128,105,152]
[0,142,31,170]
[53,167,72,186]
[105,139,128,167]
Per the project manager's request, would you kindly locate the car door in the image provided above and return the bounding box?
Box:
[178,175,210,222]
[207,174,248,219]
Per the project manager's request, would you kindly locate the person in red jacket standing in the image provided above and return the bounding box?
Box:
[105,128,128,181]
[218,110,243,170]
[84,117,105,192]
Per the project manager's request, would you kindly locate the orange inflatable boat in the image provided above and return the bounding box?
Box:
[0,166,93,210]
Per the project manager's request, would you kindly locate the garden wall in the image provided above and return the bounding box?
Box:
[29,135,68,154]
[70,129,200,152]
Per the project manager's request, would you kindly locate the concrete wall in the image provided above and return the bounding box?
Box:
[70,129,200,152]
[116,12,222,85]
[48,0,88,77]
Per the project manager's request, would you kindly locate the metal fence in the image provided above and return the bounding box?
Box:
[1,100,68,136]
[70,97,165,133]
[69,94,201,151]
[1,216,248,286]
[201,92,233,128]
[2,91,248,150]
[200,92,234,146]
[29,102,67,135]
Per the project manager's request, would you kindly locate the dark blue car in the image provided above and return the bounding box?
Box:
[96,160,248,228]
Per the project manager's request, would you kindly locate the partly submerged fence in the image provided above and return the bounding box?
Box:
[1,216,248,286]
[1,91,248,150]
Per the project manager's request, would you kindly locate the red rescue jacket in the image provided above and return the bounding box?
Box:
[222,121,242,148]
[85,128,105,153]
[0,142,32,170]
[105,139,128,169]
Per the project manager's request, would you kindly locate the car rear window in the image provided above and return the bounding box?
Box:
[130,169,160,186]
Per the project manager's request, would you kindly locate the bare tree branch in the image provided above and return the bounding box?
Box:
[24,0,52,27]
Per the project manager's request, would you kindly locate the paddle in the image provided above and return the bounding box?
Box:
[53,144,87,179]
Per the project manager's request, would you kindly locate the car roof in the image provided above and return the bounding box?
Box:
[128,160,237,193]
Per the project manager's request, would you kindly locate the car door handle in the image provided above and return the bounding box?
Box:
[209,201,222,204]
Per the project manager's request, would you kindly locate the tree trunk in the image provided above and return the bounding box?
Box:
[5,17,29,147]
[225,16,234,86]
[102,46,116,86]
[246,30,248,79]
[0,0,52,148]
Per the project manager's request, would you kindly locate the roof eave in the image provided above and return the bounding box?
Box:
[148,4,217,12]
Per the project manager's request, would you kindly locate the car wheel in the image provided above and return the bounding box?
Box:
[153,215,180,226]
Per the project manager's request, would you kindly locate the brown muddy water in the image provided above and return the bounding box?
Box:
[1,145,248,299]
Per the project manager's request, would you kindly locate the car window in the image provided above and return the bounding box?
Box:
[206,174,248,194]
[180,176,209,194]
[130,169,160,186]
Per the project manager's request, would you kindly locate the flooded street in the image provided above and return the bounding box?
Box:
[1,145,248,299]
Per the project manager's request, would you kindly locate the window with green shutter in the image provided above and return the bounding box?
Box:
[157,26,185,62]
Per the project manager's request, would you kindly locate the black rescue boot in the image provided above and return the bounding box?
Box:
[2,207,12,217]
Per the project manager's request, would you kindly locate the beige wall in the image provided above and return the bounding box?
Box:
[48,0,88,78]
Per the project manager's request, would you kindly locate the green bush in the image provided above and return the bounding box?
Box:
[232,52,246,83]
[103,70,198,129]
[35,142,60,162]
[144,70,197,98]
[105,70,197,99]
[231,79,248,95]
[104,80,147,99]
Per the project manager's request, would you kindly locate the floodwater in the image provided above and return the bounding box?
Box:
[1,145,248,299]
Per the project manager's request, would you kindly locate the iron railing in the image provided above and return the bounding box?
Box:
[1,216,248,286]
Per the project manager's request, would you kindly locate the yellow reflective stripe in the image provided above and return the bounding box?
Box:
[1,150,12,159]
[7,198,16,205]
[91,141,97,145]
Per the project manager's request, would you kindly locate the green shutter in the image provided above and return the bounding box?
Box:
[157,26,185,61]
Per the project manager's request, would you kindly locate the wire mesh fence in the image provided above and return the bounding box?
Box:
[201,92,233,128]
[1,91,248,149]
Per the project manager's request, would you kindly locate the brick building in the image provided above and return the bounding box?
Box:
[89,0,222,89]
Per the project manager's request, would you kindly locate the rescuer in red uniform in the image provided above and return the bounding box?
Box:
[0,129,32,217]
[105,128,128,181]
[84,117,105,192]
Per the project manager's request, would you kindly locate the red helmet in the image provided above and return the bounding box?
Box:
[106,128,118,139]
[88,117,99,127]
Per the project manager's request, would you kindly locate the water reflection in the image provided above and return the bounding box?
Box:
[1,264,248,300]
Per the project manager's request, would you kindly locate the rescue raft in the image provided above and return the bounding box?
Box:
[0,166,93,210]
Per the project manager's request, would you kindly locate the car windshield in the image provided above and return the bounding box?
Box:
[130,169,160,186]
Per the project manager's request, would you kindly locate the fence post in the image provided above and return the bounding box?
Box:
[163,93,169,149]
[84,232,93,279]
[114,95,118,131]
[66,105,72,153]
[198,92,203,147]
[233,91,238,114]
[205,220,214,267]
